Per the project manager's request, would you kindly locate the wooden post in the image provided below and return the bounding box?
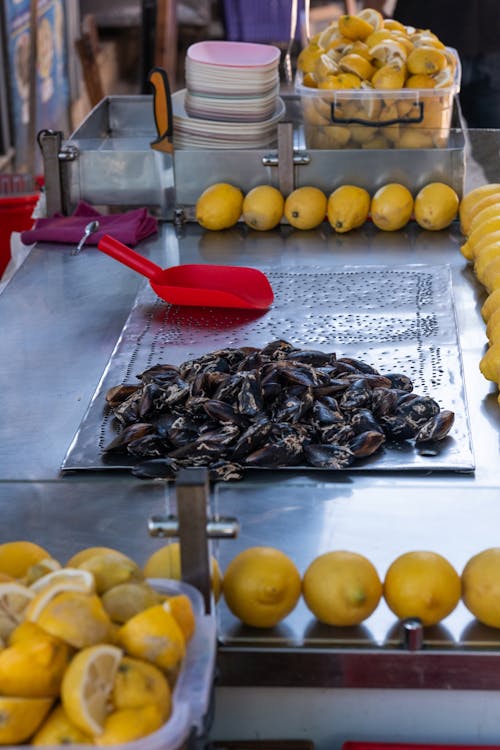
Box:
[154,0,178,89]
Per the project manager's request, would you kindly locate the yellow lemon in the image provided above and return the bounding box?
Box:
[327,185,371,233]
[460,192,500,236]
[474,245,500,283]
[101,581,163,624]
[481,288,500,322]
[242,185,284,231]
[61,643,122,736]
[480,256,500,292]
[23,558,62,586]
[31,703,94,746]
[0,632,72,697]
[8,619,49,645]
[459,183,500,235]
[356,7,384,31]
[195,183,244,231]
[433,65,455,88]
[284,186,327,230]
[142,541,223,602]
[468,203,500,236]
[406,74,436,88]
[370,183,414,231]
[302,72,318,88]
[318,72,362,89]
[397,129,434,149]
[371,62,406,90]
[339,53,376,81]
[31,590,113,649]
[0,697,53,744]
[112,656,171,720]
[96,704,164,746]
[222,546,301,628]
[383,550,461,626]
[30,566,95,594]
[0,541,51,578]
[0,581,34,640]
[297,42,324,74]
[338,14,374,41]
[66,546,127,568]
[315,53,341,80]
[407,46,447,75]
[462,548,500,628]
[161,593,196,642]
[370,39,408,65]
[414,182,459,230]
[486,308,500,343]
[468,231,500,262]
[78,551,144,594]
[479,342,500,382]
[302,550,382,627]
[383,19,406,33]
[117,603,186,677]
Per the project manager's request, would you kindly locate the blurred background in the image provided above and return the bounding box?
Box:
[0,0,358,173]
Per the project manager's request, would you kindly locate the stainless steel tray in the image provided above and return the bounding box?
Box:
[62,264,474,474]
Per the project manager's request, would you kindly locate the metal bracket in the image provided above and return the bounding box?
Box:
[148,467,239,614]
[261,122,311,194]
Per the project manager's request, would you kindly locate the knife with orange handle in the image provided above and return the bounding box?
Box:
[149,66,174,154]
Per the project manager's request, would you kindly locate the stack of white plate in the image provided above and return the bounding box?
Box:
[174,40,285,149]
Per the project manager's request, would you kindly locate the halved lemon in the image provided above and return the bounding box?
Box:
[0,582,35,640]
[61,644,122,736]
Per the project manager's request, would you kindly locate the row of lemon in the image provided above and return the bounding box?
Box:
[0,541,199,746]
[222,546,500,633]
[459,184,500,407]
[195,181,460,233]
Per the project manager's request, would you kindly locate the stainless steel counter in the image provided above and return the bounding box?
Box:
[2,137,500,747]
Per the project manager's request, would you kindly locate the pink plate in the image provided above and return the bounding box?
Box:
[187,40,281,68]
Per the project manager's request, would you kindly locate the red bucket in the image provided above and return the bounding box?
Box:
[0,175,40,278]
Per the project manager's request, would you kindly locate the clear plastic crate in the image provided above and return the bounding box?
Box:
[296,49,461,150]
[12,579,216,750]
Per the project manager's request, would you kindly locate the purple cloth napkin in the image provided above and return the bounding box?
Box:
[20,201,158,247]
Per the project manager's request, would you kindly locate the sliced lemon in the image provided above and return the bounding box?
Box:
[24,558,62,586]
[317,23,342,51]
[117,603,186,677]
[356,7,384,31]
[407,46,447,75]
[383,19,406,33]
[96,704,164,746]
[370,39,408,65]
[31,703,94,746]
[372,62,406,90]
[0,631,72,698]
[163,594,196,642]
[0,541,51,579]
[0,581,35,640]
[406,73,436,89]
[339,53,375,80]
[112,656,172,720]
[61,644,123,736]
[338,14,374,42]
[30,567,95,594]
[0,696,53,744]
[30,590,112,649]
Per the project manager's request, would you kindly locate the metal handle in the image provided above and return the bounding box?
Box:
[148,515,240,539]
[331,101,424,127]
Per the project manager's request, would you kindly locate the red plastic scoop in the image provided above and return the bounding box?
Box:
[97,234,274,310]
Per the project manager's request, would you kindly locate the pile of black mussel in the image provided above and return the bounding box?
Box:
[103,339,455,480]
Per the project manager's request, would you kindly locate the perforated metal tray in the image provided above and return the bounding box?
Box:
[62,264,474,474]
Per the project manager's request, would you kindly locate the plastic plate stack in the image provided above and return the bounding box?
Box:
[173,40,285,149]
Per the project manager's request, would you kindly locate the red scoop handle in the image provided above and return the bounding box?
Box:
[98,234,163,281]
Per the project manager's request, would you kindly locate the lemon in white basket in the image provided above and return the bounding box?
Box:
[242,185,284,231]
